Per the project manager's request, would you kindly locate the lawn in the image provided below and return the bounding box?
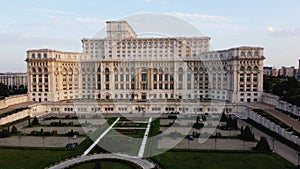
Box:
[0,147,75,169]
[68,159,139,169]
[152,150,295,169]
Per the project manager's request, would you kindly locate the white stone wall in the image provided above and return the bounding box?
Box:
[0,94,29,110]
[247,110,300,146]
[262,93,300,118]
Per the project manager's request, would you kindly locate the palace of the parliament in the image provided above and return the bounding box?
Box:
[25,21,264,113]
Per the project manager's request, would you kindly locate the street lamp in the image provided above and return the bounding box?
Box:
[271,138,275,152]
[296,152,300,166]
[214,138,217,150]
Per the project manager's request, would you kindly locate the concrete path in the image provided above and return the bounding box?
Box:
[138,117,152,158]
[237,119,299,165]
[113,127,146,130]
[82,117,120,156]
[48,153,155,169]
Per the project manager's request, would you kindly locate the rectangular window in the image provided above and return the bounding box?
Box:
[159,74,163,81]
[179,74,183,81]
[142,84,147,90]
[131,84,135,89]
[159,84,163,89]
[154,74,157,81]
[170,83,174,89]
[142,74,147,81]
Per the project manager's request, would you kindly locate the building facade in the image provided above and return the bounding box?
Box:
[0,73,28,89]
[26,21,264,112]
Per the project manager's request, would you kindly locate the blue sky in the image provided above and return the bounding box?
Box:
[1,0,300,72]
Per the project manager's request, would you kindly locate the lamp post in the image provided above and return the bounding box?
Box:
[214,138,217,150]
[296,152,300,166]
[271,138,275,152]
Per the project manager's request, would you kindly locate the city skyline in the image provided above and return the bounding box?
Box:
[1,0,300,72]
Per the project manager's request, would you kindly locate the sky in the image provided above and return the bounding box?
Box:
[1,0,300,72]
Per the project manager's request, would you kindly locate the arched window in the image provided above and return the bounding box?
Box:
[44,68,48,74]
[178,67,184,73]
[240,66,245,71]
[38,68,42,74]
[68,68,73,74]
[254,66,259,71]
[247,51,252,56]
[241,52,245,56]
[105,68,110,82]
[247,66,252,71]
[43,53,47,59]
[32,68,36,73]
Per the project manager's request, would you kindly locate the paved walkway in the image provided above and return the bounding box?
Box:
[249,102,300,132]
[82,117,120,156]
[113,127,146,130]
[237,119,299,165]
[48,153,156,169]
[138,117,152,158]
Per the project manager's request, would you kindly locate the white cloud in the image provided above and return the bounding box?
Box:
[23,8,72,15]
[172,12,233,22]
[144,0,167,4]
[165,12,248,33]
[267,26,300,38]
[75,17,103,24]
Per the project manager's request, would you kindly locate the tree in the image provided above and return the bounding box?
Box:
[11,125,18,134]
[254,137,271,153]
[240,125,255,141]
[94,160,102,169]
[32,116,39,125]
[220,112,227,122]
[0,83,9,97]
[196,116,200,124]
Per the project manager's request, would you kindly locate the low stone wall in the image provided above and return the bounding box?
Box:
[0,104,47,126]
[247,110,300,146]
[0,109,29,125]
[0,94,29,110]
[262,93,300,118]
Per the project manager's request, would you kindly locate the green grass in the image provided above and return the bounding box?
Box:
[152,149,295,169]
[114,122,147,128]
[68,159,139,169]
[0,147,75,169]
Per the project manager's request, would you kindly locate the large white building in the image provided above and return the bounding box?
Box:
[26,21,264,113]
[0,72,28,89]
